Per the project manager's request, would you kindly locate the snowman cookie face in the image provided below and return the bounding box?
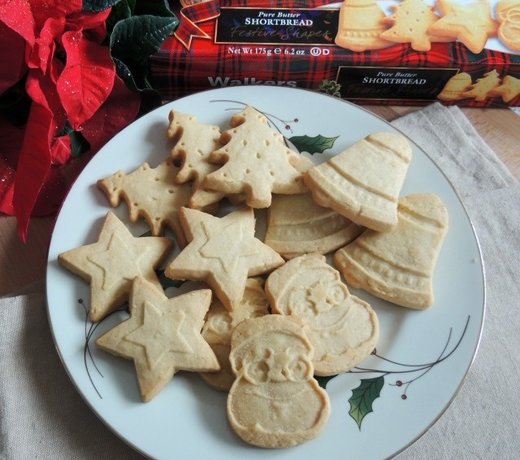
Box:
[266,253,379,376]
[227,315,330,448]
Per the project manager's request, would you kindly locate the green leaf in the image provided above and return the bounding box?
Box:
[113,57,163,114]
[289,134,339,155]
[110,15,178,63]
[348,376,384,429]
[105,0,133,35]
[83,0,121,12]
[58,122,89,158]
[69,131,90,158]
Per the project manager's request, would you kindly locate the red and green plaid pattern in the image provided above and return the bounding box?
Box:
[152,2,520,107]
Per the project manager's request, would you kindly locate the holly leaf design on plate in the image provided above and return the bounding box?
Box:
[289,134,338,154]
[348,376,384,429]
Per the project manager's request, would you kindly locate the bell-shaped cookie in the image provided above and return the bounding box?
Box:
[335,0,394,51]
[265,193,362,259]
[334,193,449,309]
[437,72,472,101]
[303,131,412,232]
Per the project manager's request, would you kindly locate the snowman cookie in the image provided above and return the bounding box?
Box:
[227,315,330,448]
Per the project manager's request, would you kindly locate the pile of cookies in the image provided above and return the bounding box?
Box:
[58,106,448,448]
[438,69,520,103]
[335,0,519,54]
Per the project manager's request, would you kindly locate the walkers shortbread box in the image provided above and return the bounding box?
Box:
[149,0,520,107]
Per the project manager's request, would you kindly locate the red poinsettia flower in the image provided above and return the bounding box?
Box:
[0,0,140,241]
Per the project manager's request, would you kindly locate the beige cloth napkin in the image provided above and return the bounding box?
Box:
[1,103,519,459]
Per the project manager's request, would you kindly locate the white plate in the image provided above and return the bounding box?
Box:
[46,86,485,460]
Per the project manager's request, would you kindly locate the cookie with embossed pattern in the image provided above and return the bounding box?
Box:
[203,106,307,209]
[303,132,412,232]
[266,253,379,376]
[97,159,192,246]
[165,207,284,311]
[167,110,226,209]
[96,277,219,401]
[200,278,270,391]
[265,192,362,259]
[58,212,173,322]
[227,314,330,448]
[334,193,449,309]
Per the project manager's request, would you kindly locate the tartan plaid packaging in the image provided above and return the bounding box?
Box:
[150,0,520,107]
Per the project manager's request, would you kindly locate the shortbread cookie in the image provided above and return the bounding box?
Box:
[496,0,520,51]
[334,0,393,51]
[227,314,330,448]
[58,212,173,322]
[437,72,473,101]
[429,0,498,54]
[266,253,379,376]
[96,277,219,401]
[165,207,284,310]
[167,110,225,209]
[265,193,362,259]
[200,278,270,391]
[303,132,412,232]
[203,106,306,209]
[334,193,449,309]
[380,0,449,51]
[462,69,501,101]
[489,74,520,102]
[97,159,192,245]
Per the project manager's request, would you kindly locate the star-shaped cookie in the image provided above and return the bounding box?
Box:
[58,212,173,322]
[203,106,307,208]
[96,277,219,401]
[165,207,284,310]
[429,0,498,54]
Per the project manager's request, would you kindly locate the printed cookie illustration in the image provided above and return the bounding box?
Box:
[496,0,520,51]
[335,0,394,51]
[165,207,284,310]
[428,0,498,54]
[167,110,225,209]
[380,0,450,51]
[303,131,412,232]
[462,69,501,101]
[334,193,449,309]
[96,277,219,401]
[201,278,270,391]
[265,253,379,376]
[264,192,362,259]
[58,211,173,322]
[204,105,307,208]
[227,315,330,448]
[97,159,192,245]
[489,74,520,102]
[437,72,473,101]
